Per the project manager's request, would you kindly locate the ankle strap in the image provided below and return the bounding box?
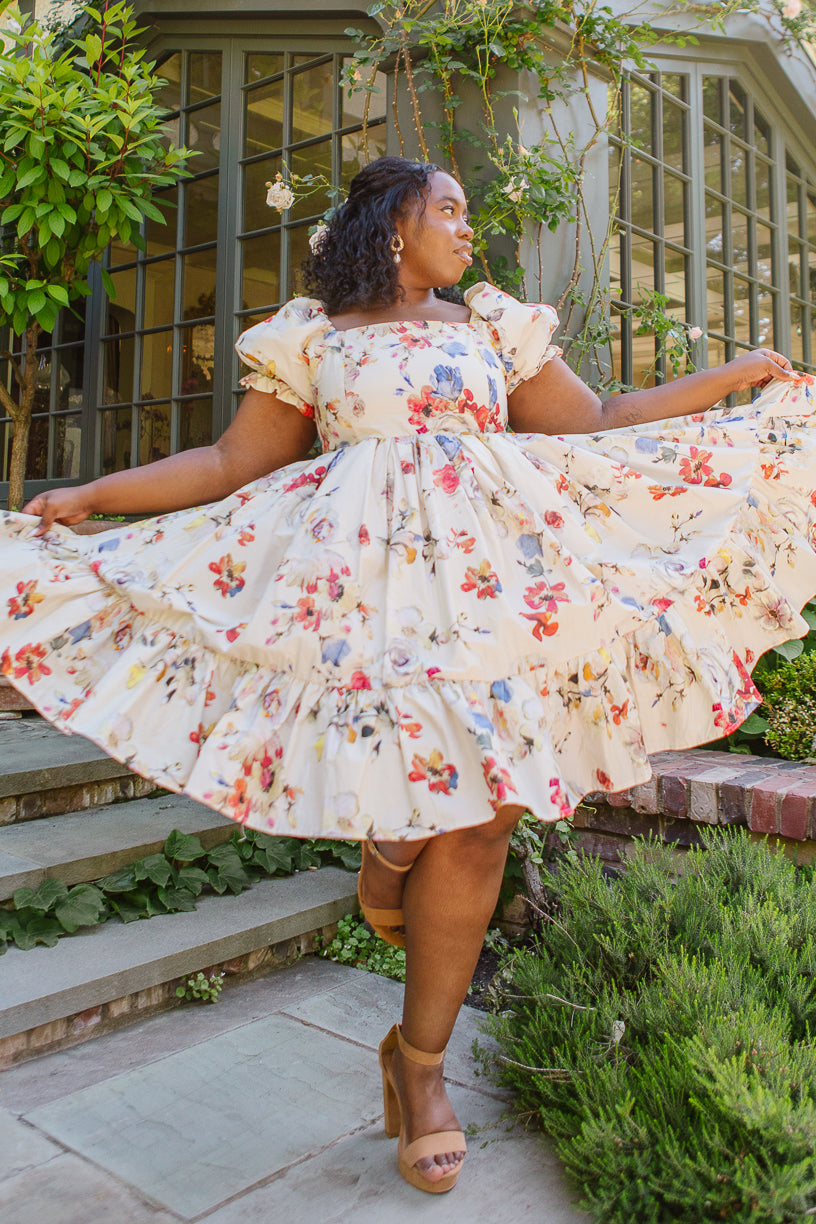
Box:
[397,1024,446,1065]
[365,838,414,873]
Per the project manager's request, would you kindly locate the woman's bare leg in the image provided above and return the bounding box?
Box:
[386,803,526,1185]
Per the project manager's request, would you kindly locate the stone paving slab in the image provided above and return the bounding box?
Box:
[0,960,589,1222]
[0,869,358,1038]
[25,1014,383,1218]
[0,1110,62,1181]
[0,1152,179,1224]
[0,718,131,797]
[0,792,233,899]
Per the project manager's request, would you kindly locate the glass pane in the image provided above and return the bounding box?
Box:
[290,139,332,221]
[702,77,721,125]
[790,304,805,365]
[100,406,133,474]
[631,331,656,387]
[53,414,81,479]
[664,247,686,304]
[730,147,747,208]
[243,155,282,233]
[109,233,136,268]
[140,331,173,400]
[342,126,386,189]
[630,158,654,232]
[756,224,773,286]
[180,324,215,396]
[789,238,803,298]
[185,101,220,175]
[182,247,217,320]
[26,416,48,479]
[705,195,725,260]
[179,397,213,451]
[732,213,750,277]
[630,233,655,301]
[161,116,181,148]
[342,66,387,123]
[706,268,726,335]
[188,52,221,105]
[662,100,685,174]
[245,77,284,157]
[108,266,137,322]
[241,231,281,311]
[755,159,771,220]
[246,53,283,83]
[729,82,746,138]
[288,225,313,297]
[102,335,134,404]
[703,126,723,193]
[664,174,685,239]
[57,346,84,411]
[733,277,751,345]
[292,62,334,144]
[754,110,771,158]
[143,259,176,330]
[756,289,774,346]
[184,174,219,247]
[628,82,653,157]
[33,357,50,413]
[661,73,685,100]
[61,300,86,346]
[155,53,181,113]
[807,195,816,247]
[708,335,728,367]
[139,401,171,465]
[146,188,178,259]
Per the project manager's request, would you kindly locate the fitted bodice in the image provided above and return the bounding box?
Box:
[307,319,509,451]
[234,283,562,453]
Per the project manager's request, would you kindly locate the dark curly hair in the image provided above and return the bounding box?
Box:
[300,156,443,314]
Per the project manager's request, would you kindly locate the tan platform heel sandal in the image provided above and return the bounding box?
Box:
[357,837,412,947]
[378,1023,467,1194]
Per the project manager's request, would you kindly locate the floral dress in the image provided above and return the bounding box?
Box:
[1,283,816,840]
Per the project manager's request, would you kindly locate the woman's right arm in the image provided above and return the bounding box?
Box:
[23,388,317,536]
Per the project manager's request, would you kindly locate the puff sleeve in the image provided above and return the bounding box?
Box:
[234,298,330,418]
[465,282,561,394]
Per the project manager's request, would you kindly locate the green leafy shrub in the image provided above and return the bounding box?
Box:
[317,913,406,982]
[0,828,361,954]
[756,652,816,761]
[481,828,816,1223]
[176,971,224,1004]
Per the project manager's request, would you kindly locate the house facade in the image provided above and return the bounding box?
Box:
[7,0,816,501]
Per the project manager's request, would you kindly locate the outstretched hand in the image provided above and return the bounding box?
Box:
[22,487,96,538]
[724,348,797,391]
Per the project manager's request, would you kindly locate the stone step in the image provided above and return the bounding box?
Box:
[0,792,235,902]
[0,867,359,1062]
[0,718,155,824]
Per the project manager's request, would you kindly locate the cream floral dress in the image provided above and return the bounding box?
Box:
[2,283,816,840]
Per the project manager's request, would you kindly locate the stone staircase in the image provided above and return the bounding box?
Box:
[0,715,358,1069]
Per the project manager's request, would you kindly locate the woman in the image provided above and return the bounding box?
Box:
[3,156,815,1194]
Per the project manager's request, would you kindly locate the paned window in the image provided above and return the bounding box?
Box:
[609,68,805,399]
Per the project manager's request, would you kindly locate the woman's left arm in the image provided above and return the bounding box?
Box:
[508,349,796,435]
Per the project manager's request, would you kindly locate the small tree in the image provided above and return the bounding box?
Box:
[0,1,191,509]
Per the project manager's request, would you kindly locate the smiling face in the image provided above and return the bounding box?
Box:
[394,171,474,290]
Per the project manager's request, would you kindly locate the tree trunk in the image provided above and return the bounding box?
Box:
[7,322,39,512]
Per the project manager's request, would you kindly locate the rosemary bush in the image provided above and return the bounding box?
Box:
[482,828,816,1223]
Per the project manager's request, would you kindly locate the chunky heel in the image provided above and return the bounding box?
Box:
[377,1023,466,1194]
[357,837,413,947]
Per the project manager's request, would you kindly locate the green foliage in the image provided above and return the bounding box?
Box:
[0,1,191,336]
[176,970,224,1004]
[0,827,361,955]
[710,598,816,759]
[317,912,406,982]
[482,828,816,1222]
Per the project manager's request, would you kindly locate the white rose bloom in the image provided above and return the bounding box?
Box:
[503,176,529,204]
[266,180,295,211]
[309,222,329,253]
